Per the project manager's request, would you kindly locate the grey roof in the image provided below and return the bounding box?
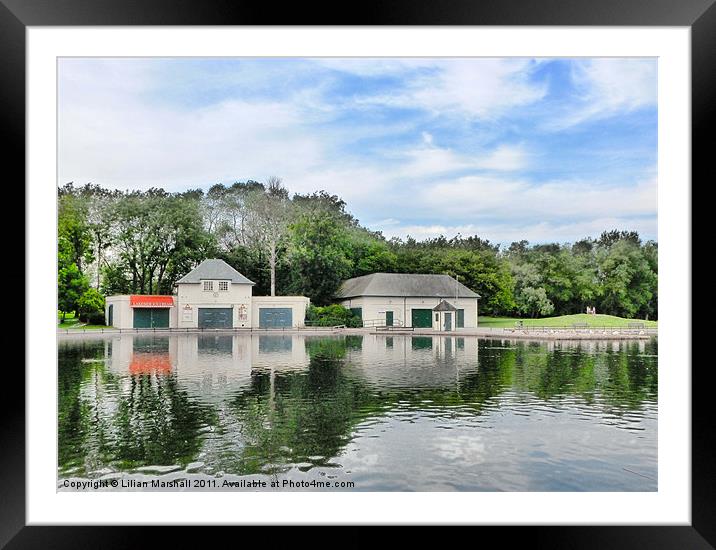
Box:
[337,273,480,299]
[433,299,458,312]
[175,259,255,285]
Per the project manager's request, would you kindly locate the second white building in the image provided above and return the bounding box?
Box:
[336,272,480,330]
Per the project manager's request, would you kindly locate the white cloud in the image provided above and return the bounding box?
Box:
[422,174,656,220]
[552,58,657,129]
[475,144,529,171]
[408,59,547,119]
[390,140,529,179]
[324,58,546,119]
[58,61,328,189]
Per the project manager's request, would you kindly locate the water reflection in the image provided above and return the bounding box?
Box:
[58,334,658,490]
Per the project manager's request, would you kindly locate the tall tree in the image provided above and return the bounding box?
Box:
[58,235,89,319]
[58,188,93,275]
[245,177,292,296]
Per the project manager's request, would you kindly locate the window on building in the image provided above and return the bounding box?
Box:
[203,281,214,291]
[219,281,229,291]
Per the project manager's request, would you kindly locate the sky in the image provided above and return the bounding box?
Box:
[58,57,657,245]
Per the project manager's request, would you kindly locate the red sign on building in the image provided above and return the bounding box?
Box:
[129,295,175,308]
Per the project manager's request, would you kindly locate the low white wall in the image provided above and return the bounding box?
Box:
[105,295,132,329]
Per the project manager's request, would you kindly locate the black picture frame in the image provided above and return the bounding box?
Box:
[5,0,708,547]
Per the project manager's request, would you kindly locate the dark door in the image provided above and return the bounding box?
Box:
[411,309,432,328]
[444,312,452,331]
[385,311,394,326]
[133,308,169,328]
[198,308,233,329]
[457,309,465,328]
[259,308,293,328]
[108,304,113,327]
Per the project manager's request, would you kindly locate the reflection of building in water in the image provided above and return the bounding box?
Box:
[344,334,480,389]
[104,333,311,387]
[104,333,481,391]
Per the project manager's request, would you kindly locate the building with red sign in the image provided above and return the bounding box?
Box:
[105,259,309,330]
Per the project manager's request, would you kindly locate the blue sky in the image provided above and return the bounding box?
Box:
[58,57,657,244]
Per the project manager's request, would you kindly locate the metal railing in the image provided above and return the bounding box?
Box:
[361,318,404,328]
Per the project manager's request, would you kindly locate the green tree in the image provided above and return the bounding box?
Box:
[77,288,106,323]
[58,262,89,320]
[349,230,398,276]
[111,189,213,294]
[510,262,554,317]
[289,212,353,305]
[58,187,93,275]
[596,239,656,318]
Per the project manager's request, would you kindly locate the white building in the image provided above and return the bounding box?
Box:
[336,273,480,330]
[105,259,309,330]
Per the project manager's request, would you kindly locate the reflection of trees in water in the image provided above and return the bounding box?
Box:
[228,354,377,475]
[509,339,658,412]
[111,373,215,469]
[59,341,215,475]
[59,340,109,475]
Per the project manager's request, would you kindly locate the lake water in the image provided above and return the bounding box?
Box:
[58,333,657,491]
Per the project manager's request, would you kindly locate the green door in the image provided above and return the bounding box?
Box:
[259,308,293,328]
[411,309,432,328]
[457,309,465,328]
[385,311,394,326]
[198,308,233,329]
[108,304,113,327]
[133,308,169,328]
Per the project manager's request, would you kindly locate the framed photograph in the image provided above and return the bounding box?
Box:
[7,0,709,546]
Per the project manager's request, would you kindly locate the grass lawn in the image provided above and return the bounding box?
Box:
[58,323,110,330]
[58,312,109,330]
[478,313,657,328]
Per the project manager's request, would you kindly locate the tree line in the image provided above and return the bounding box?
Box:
[58,180,658,320]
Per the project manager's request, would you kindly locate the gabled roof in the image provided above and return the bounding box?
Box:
[433,299,458,311]
[336,273,480,299]
[175,259,255,285]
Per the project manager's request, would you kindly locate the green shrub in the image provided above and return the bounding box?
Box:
[306,304,362,327]
[85,310,106,325]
